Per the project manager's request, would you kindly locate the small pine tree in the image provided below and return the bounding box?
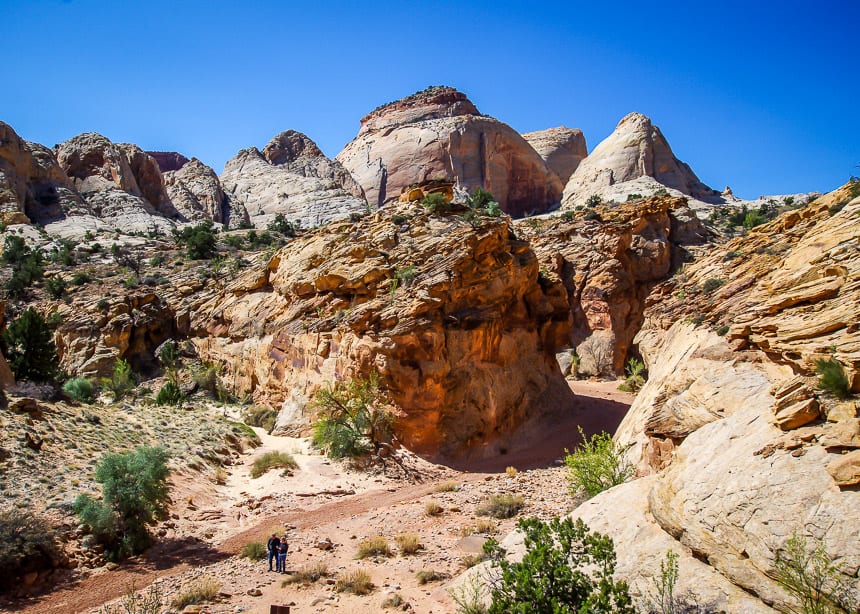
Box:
[815,358,851,399]
[1,308,58,382]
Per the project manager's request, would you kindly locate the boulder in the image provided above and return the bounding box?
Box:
[522,126,587,184]
[220,130,367,229]
[336,86,563,217]
[826,450,860,486]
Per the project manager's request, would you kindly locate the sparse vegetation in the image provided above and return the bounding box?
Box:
[242,405,279,433]
[267,213,300,237]
[45,275,68,299]
[450,572,490,614]
[476,494,524,519]
[483,516,634,613]
[63,377,96,403]
[417,569,450,584]
[155,379,184,406]
[618,357,646,393]
[815,358,852,399]
[382,592,406,608]
[250,451,298,478]
[586,194,603,207]
[173,220,218,260]
[394,265,417,288]
[422,192,453,214]
[716,324,730,336]
[2,235,44,299]
[170,576,221,610]
[335,568,374,595]
[775,532,856,614]
[425,500,444,516]
[97,582,163,614]
[1,307,58,382]
[356,535,392,558]
[702,277,725,295]
[461,553,489,568]
[396,533,422,555]
[505,466,518,477]
[241,540,267,560]
[0,510,57,590]
[101,359,135,401]
[283,562,329,585]
[434,481,460,493]
[564,427,634,499]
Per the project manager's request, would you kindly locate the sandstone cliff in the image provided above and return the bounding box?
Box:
[522,126,587,184]
[220,130,367,229]
[336,86,563,217]
[572,182,860,610]
[162,157,230,223]
[561,113,720,210]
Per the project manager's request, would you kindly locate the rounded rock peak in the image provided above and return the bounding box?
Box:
[615,112,653,132]
[262,130,324,165]
[358,85,480,131]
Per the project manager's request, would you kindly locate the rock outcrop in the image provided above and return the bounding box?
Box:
[220,130,367,229]
[578,183,860,609]
[0,121,86,225]
[163,157,229,223]
[561,113,720,210]
[522,127,587,184]
[336,86,563,217]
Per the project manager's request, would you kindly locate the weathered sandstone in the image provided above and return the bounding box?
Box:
[522,126,587,184]
[163,158,229,223]
[336,86,563,216]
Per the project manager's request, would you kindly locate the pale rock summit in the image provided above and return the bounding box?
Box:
[522,126,587,184]
[161,157,231,224]
[336,86,563,217]
[220,130,367,229]
[561,112,719,209]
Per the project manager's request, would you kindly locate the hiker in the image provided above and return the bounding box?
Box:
[277,536,289,573]
[267,532,279,571]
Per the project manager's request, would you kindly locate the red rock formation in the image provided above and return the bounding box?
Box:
[147,151,190,173]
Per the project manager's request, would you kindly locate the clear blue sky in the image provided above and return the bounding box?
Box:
[3,0,858,199]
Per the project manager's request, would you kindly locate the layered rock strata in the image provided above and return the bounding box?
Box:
[336,86,563,217]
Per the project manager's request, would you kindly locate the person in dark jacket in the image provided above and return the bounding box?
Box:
[277,536,289,573]
[267,533,279,571]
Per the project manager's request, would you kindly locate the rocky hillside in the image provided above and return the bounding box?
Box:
[336,86,564,216]
[552,182,860,611]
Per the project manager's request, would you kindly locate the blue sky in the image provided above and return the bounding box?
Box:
[2,0,857,198]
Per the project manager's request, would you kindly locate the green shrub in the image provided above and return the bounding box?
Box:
[240,540,267,559]
[155,380,184,406]
[157,340,179,369]
[1,307,58,382]
[312,372,394,459]
[242,405,279,433]
[586,194,603,207]
[49,240,77,265]
[173,221,218,260]
[564,427,633,499]
[191,362,219,393]
[391,214,408,226]
[101,359,135,401]
[483,516,634,613]
[98,581,163,614]
[45,276,67,299]
[626,193,643,201]
[450,573,490,613]
[775,532,854,614]
[0,510,57,590]
[416,569,449,584]
[702,278,725,295]
[97,298,109,309]
[2,236,44,299]
[476,494,524,519]
[250,451,298,478]
[71,271,91,285]
[356,535,392,559]
[395,265,417,288]
[422,192,453,215]
[63,377,96,403]
[618,358,646,393]
[815,358,851,399]
[743,211,767,229]
[73,446,170,560]
[716,325,730,336]
[267,213,300,237]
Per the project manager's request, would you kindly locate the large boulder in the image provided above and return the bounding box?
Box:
[522,126,587,184]
[220,130,367,229]
[336,86,563,217]
[561,113,720,209]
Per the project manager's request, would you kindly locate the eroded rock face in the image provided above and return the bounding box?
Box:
[220,130,367,229]
[163,158,228,223]
[0,121,86,225]
[184,204,570,454]
[561,113,719,209]
[587,183,860,609]
[522,126,587,184]
[336,86,563,217]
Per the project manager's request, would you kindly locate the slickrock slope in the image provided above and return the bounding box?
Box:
[220,130,367,229]
[162,157,231,223]
[0,121,86,225]
[561,112,720,210]
[336,86,563,216]
[570,183,860,610]
[522,126,588,184]
[514,195,708,374]
[181,205,570,454]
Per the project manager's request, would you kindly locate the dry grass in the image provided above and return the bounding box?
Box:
[282,562,328,585]
[356,535,392,559]
[460,519,497,537]
[213,466,228,485]
[335,568,374,595]
[170,576,221,609]
[395,533,422,556]
[475,494,524,519]
[505,466,518,477]
[382,592,405,608]
[250,451,298,479]
[433,481,460,493]
[416,569,450,585]
[461,553,489,568]
[424,500,444,516]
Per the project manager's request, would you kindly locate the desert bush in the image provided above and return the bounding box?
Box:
[716,325,730,336]
[45,276,67,299]
[250,451,298,479]
[476,494,523,519]
[417,569,450,584]
[505,466,518,477]
[483,516,634,613]
[98,582,163,614]
[213,466,228,485]
[395,265,417,288]
[422,192,453,215]
[63,377,96,403]
[267,213,300,237]
[73,446,170,560]
[450,573,490,614]
[283,562,328,585]
[173,221,218,260]
[434,481,460,493]
[0,510,56,590]
[396,533,422,555]
[170,576,221,609]
[71,271,91,285]
[1,307,58,382]
[2,236,44,299]
[425,500,444,516]
[618,357,646,393]
[191,362,219,393]
[241,540,267,560]
[312,372,394,459]
[335,568,374,595]
[243,405,279,433]
[815,358,851,399]
[586,194,603,207]
[701,277,725,295]
[101,359,135,401]
[382,592,406,608]
[462,553,489,568]
[356,535,391,559]
[155,379,184,406]
[775,532,855,614]
[157,340,179,369]
[565,427,633,499]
